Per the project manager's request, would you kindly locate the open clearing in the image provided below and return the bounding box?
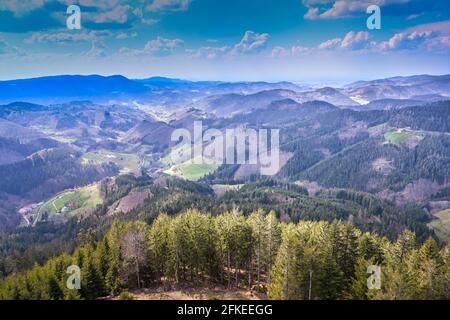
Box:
[428,209,450,242]
[36,184,102,223]
[82,150,141,174]
[164,155,219,181]
[212,184,244,197]
[164,162,219,181]
[111,287,265,300]
[384,130,425,146]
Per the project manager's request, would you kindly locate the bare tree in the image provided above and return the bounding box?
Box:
[121,225,148,288]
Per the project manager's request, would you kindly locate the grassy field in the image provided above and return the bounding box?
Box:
[164,162,219,181]
[82,150,141,173]
[384,130,424,145]
[31,126,78,144]
[164,155,219,181]
[36,184,102,223]
[428,209,450,243]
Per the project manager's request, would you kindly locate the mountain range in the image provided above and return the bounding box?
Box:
[0,73,449,238]
[0,72,449,301]
[1,74,449,108]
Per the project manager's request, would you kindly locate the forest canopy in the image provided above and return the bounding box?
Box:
[0,209,448,300]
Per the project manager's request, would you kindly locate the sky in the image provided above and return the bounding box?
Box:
[0,0,449,83]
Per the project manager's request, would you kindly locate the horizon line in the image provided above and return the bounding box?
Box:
[1,72,450,85]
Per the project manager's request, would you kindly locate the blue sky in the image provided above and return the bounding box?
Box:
[0,0,449,83]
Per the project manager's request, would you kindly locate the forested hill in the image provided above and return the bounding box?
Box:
[0,209,448,300]
[0,175,445,300]
[0,148,118,196]
[203,101,450,208]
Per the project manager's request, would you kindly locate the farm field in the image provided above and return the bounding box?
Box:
[35,184,102,223]
[383,130,425,145]
[82,150,141,174]
[428,209,450,242]
[164,163,219,181]
[164,155,219,181]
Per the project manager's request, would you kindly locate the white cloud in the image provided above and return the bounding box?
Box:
[25,30,112,44]
[316,31,372,50]
[425,36,450,51]
[273,28,449,55]
[144,37,184,55]
[0,37,23,56]
[304,7,320,20]
[142,18,159,25]
[190,46,230,59]
[0,0,166,30]
[340,31,371,49]
[407,20,450,36]
[379,31,436,50]
[146,0,192,12]
[302,0,411,20]
[271,45,309,57]
[93,4,131,24]
[189,31,270,59]
[86,40,107,57]
[318,38,341,49]
[232,31,270,55]
[116,31,138,40]
[119,36,184,57]
[0,0,46,15]
[72,0,122,10]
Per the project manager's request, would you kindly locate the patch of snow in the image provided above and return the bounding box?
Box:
[350,95,370,105]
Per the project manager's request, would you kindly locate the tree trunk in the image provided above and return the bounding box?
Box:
[135,257,140,289]
[283,254,289,300]
[257,242,261,284]
[227,251,231,289]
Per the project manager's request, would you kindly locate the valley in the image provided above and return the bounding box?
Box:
[0,73,449,300]
[0,74,449,233]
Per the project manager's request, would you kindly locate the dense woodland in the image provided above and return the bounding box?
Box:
[0,99,448,300]
[208,102,450,194]
[0,148,118,196]
[0,209,448,300]
[0,175,437,282]
[297,135,450,192]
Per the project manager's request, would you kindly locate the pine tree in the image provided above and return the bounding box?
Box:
[105,250,121,296]
[268,224,301,299]
[215,209,253,288]
[80,248,102,300]
[348,257,381,300]
[148,213,171,283]
[249,209,267,286]
[48,275,64,300]
[416,237,441,299]
[265,210,281,283]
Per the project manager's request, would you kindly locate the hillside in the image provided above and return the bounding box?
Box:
[0,208,448,300]
[0,74,449,301]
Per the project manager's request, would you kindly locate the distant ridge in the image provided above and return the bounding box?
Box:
[0,73,449,106]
